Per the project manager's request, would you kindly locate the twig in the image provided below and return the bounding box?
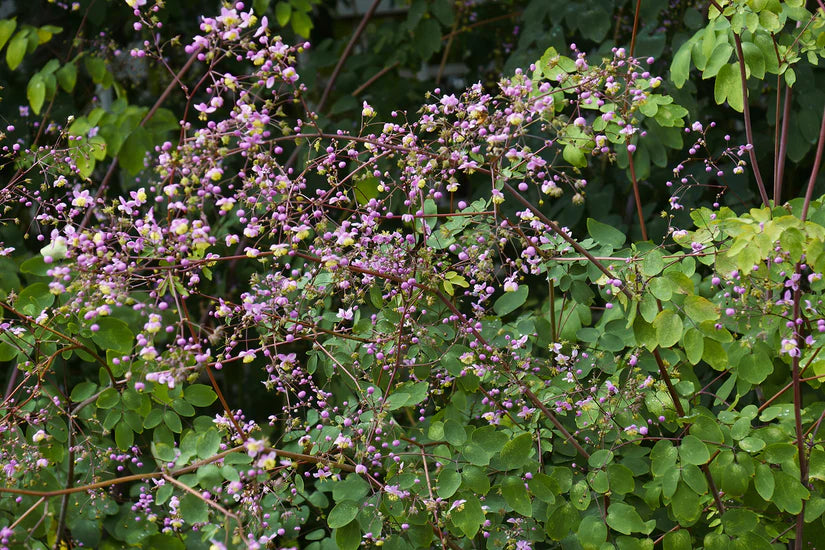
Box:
[316,0,382,114]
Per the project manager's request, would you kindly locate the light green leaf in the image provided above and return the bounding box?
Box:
[671,38,694,88]
[684,328,704,365]
[563,143,587,168]
[95,387,120,409]
[56,62,77,92]
[684,295,718,322]
[703,42,732,79]
[653,309,683,348]
[714,63,744,112]
[6,28,27,70]
[275,2,292,26]
[0,18,17,51]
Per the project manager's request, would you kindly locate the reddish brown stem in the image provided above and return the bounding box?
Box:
[733,32,770,207]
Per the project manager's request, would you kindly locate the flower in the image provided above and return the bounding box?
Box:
[337,307,354,321]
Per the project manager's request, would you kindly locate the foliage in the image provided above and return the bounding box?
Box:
[1,0,825,549]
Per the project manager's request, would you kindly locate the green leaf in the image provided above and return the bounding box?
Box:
[84,55,107,83]
[493,284,528,316]
[703,42,732,79]
[606,502,647,535]
[163,410,182,433]
[684,295,718,322]
[681,464,708,494]
[91,317,133,354]
[437,419,462,446]
[642,250,664,277]
[335,519,361,550]
[664,530,692,550]
[671,482,702,525]
[436,468,461,499]
[27,74,45,114]
[741,40,765,79]
[721,462,749,497]
[608,464,635,495]
[563,143,587,168]
[587,218,626,248]
[578,515,607,548]
[753,464,776,501]
[570,479,598,512]
[653,309,683,348]
[327,501,359,528]
[6,28,27,70]
[684,328,704,365]
[0,18,17,51]
[70,381,98,402]
[413,17,441,61]
[738,352,772,384]
[679,435,710,465]
[96,387,120,409]
[56,62,77,92]
[333,474,369,502]
[714,63,744,112]
[501,475,532,516]
[184,384,218,407]
[180,494,209,523]
[772,470,809,514]
[119,126,150,175]
[275,2,292,26]
[671,38,694,88]
[588,449,614,469]
[499,433,532,469]
[451,496,485,538]
[722,509,757,536]
[115,422,133,450]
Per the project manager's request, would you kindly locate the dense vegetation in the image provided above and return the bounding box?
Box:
[1,0,825,548]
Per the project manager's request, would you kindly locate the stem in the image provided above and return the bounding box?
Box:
[792,283,808,550]
[775,83,792,205]
[316,0,382,114]
[732,32,770,207]
[627,149,649,240]
[629,0,643,57]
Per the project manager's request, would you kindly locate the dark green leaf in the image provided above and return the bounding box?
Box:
[493,284,528,316]
[500,433,532,469]
[587,218,625,248]
[328,500,359,528]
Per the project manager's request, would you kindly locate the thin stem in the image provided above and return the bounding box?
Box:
[733,32,770,207]
[351,62,399,97]
[627,149,649,240]
[628,0,643,57]
[316,0,382,114]
[792,283,808,550]
[775,83,792,205]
